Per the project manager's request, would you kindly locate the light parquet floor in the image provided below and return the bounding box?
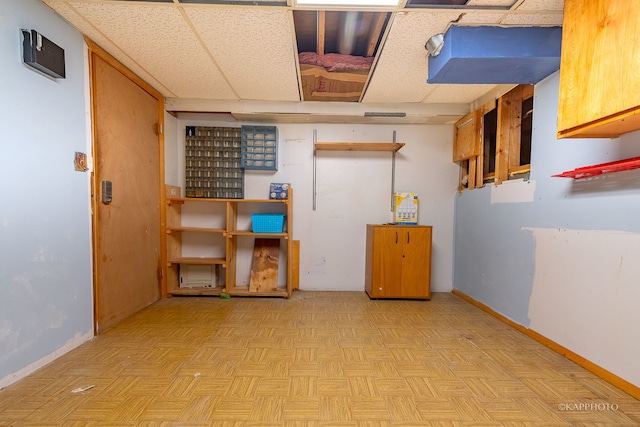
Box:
[0,291,639,426]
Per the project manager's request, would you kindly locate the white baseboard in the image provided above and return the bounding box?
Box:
[0,331,93,390]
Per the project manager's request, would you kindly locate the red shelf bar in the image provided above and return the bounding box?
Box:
[552,157,640,179]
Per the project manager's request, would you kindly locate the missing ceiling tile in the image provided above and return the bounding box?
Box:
[293,10,391,102]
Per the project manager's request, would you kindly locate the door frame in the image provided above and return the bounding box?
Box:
[86,39,167,333]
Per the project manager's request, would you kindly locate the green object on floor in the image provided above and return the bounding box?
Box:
[220,294,230,299]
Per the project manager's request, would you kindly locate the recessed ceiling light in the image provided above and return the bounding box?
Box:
[364,112,406,117]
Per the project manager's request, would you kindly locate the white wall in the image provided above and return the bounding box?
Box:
[0,0,94,388]
[170,117,459,293]
[454,71,640,387]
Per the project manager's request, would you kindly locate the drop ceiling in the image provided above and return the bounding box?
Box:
[41,0,564,123]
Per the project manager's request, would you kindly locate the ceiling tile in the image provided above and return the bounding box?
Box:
[422,83,498,103]
[363,11,463,103]
[64,2,238,99]
[501,13,563,25]
[43,1,174,96]
[458,11,506,24]
[185,7,301,102]
[516,0,563,11]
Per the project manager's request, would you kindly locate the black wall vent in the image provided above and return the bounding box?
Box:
[22,30,66,79]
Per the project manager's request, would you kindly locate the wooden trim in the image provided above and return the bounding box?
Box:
[467,157,477,190]
[86,38,166,305]
[494,93,510,185]
[452,289,640,400]
[507,85,523,171]
[292,240,300,290]
[557,107,640,139]
[88,45,101,334]
[286,188,294,297]
[508,164,531,176]
[475,113,485,187]
[481,99,496,115]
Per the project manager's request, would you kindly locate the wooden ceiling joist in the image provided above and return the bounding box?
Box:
[317,11,325,55]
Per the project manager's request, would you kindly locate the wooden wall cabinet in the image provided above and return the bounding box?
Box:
[165,187,294,298]
[557,0,640,138]
[453,110,481,162]
[364,224,432,300]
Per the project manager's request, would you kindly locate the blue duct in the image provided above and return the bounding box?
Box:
[427,26,562,84]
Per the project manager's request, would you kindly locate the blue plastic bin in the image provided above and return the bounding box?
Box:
[252,214,285,233]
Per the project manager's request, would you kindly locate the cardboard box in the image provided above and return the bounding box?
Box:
[269,183,290,199]
[394,192,418,224]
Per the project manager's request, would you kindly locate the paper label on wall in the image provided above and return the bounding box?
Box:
[394,192,418,224]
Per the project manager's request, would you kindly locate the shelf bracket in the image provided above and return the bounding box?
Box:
[313,129,317,211]
[391,130,397,212]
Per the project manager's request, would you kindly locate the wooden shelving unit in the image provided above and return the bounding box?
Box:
[165,188,293,298]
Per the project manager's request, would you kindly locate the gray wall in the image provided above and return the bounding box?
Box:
[454,71,640,387]
[0,0,93,387]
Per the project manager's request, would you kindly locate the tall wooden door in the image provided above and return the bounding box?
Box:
[89,42,165,333]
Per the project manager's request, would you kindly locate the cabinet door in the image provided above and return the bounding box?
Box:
[399,227,431,299]
[453,110,481,162]
[375,227,403,298]
[557,0,640,138]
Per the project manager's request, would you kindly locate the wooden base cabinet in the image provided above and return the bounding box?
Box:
[364,224,432,300]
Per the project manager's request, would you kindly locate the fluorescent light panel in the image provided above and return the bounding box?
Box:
[295,0,400,7]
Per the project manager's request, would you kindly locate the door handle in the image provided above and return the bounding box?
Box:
[396,231,398,244]
[407,232,410,244]
[101,180,113,204]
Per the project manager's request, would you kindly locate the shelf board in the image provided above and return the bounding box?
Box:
[315,142,405,152]
[552,157,640,179]
[168,197,287,204]
[169,287,225,296]
[228,286,289,298]
[166,227,226,234]
[168,286,289,298]
[168,257,226,265]
[230,230,288,238]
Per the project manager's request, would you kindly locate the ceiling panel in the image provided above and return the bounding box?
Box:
[63,2,238,99]
[500,13,563,25]
[43,1,174,95]
[458,12,506,24]
[362,11,463,103]
[515,0,563,11]
[423,83,499,103]
[185,7,301,102]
